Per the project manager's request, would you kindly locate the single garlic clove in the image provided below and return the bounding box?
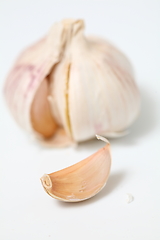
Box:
[30,77,74,147]
[31,77,57,138]
[30,72,74,147]
[67,35,140,142]
[40,135,111,202]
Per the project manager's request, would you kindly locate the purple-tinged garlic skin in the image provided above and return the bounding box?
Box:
[4,19,140,146]
[4,23,64,133]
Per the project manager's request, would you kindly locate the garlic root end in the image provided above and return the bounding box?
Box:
[40,174,52,189]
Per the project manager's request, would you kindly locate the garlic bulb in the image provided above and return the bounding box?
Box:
[4,19,140,146]
[41,135,111,202]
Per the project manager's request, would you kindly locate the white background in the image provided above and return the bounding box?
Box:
[0,0,160,239]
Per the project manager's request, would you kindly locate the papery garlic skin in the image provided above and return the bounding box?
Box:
[4,23,64,133]
[4,19,140,146]
[50,23,140,142]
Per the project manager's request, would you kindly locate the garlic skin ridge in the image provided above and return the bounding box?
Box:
[40,135,111,202]
[4,19,140,146]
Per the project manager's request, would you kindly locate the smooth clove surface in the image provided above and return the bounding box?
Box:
[40,135,111,202]
[31,78,57,138]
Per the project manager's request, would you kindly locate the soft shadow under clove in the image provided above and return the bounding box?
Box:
[56,171,126,208]
[96,171,126,198]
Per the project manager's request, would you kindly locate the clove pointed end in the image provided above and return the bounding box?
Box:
[96,134,110,144]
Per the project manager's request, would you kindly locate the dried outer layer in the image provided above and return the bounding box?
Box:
[46,26,140,142]
[65,36,140,141]
[4,20,84,146]
[4,19,140,145]
[40,135,111,202]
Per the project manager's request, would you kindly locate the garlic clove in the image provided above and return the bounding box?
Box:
[31,78,57,138]
[40,135,111,202]
[49,60,73,138]
[67,35,140,142]
[31,77,74,147]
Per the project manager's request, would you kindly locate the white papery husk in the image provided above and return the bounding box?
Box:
[4,19,140,147]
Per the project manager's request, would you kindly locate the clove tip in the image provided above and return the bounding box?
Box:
[96,134,110,144]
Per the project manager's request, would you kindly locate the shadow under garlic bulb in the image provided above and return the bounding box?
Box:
[4,19,140,147]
